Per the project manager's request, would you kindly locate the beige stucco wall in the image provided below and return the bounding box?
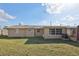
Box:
[34,29,44,36]
[43,27,65,39]
[69,28,77,41]
[67,28,73,36]
[8,28,25,37]
[2,29,8,36]
[0,29,8,36]
[26,28,34,37]
[8,28,34,37]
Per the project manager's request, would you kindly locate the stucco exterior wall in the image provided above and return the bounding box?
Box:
[34,29,44,36]
[0,29,8,36]
[8,28,34,37]
[69,28,77,41]
[8,28,25,37]
[67,28,73,36]
[26,28,34,37]
[2,29,8,36]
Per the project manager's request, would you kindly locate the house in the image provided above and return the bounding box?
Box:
[5,24,78,41]
[0,29,8,36]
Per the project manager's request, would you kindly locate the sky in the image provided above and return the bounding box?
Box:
[0,3,79,27]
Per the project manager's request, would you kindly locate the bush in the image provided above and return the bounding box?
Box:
[0,35,8,39]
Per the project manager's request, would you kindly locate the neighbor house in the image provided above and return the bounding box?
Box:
[5,24,79,41]
[0,29,8,36]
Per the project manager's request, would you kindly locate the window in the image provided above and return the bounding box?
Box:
[56,29,62,35]
[37,29,40,32]
[49,29,55,35]
[49,28,62,35]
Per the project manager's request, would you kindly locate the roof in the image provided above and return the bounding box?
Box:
[5,25,44,29]
[5,25,77,29]
[44,26,66,28]
[66,26,76,29]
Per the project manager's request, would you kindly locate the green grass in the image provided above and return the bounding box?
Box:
[0,37,79,56]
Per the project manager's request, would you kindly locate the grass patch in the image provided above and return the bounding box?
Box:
[0,37,78,56]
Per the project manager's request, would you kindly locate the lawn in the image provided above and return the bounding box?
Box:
[0,37,79,56]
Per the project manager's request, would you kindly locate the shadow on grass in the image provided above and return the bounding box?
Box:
[25,37,79,47]
[0,35,27,39]
[0,36,79,47]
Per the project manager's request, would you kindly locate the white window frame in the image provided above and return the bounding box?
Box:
[49,28,62,35]
[49,29,55,35]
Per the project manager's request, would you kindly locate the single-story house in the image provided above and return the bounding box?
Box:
[0,29,8,36]
[5,24,79,41]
